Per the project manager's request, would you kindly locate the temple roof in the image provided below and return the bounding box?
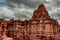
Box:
[31,3,49,20]
[38,3,45,9]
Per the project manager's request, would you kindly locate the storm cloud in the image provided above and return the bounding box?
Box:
[0,0,60,24]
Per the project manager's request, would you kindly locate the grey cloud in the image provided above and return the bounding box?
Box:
[6,3,33,20]
[0,13,11,19]
[0,0,59,21]
[6,0,50,8]
[51,0,60,8]
[14,13,29,18]
[5,0,51,18]
[50,10,60,20]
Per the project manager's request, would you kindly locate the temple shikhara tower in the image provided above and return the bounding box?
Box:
[31,4,59,35]
[0,3,60,40]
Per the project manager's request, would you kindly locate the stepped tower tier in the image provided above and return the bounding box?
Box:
[37,3,48,15]
[31,3,49,21]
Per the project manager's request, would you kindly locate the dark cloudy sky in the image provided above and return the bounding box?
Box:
[0,0,60,24]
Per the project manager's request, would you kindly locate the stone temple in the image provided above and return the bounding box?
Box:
[0,3,60,40]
